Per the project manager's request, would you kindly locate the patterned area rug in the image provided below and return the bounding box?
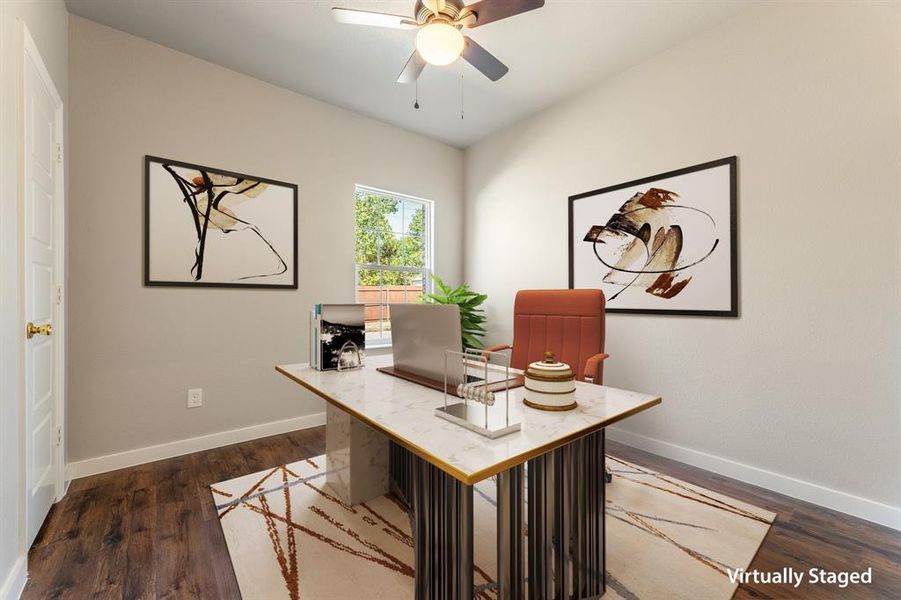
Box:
[212,455,774,599]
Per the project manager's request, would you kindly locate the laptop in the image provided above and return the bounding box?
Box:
[386,304,524,438]
[388,303,462,384]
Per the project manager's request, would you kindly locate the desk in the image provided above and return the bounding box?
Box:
[276,355,660,600]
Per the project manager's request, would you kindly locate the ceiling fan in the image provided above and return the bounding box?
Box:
[332,0,545,83]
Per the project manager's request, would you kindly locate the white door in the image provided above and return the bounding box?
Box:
[22,28,63,547]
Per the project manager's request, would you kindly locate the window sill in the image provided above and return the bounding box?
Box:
[365,343,393,359]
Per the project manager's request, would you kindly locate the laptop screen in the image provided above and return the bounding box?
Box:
[389,304,462,383]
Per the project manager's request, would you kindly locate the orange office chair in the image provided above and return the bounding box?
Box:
[483,289,609,383]
[484,289,613,481]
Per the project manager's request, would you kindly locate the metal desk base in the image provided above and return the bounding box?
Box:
[410,452,474,600]
[528,429,606,599]
[391,430,606,600]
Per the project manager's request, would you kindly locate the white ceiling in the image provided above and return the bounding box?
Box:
[65,0,751,148]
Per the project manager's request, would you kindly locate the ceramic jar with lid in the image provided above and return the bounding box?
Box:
[523,351,577,411]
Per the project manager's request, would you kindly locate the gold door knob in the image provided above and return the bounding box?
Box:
[26,322,52,339]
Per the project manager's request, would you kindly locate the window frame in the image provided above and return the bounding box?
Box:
[353,184,434,348]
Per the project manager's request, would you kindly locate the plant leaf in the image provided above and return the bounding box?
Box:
[462,333,483,349]
[431,274,451,295]
[426,273,488,349]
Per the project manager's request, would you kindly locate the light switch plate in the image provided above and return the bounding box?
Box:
[187,388,203,408]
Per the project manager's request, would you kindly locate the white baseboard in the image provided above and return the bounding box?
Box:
[607,427,901,531]
[66,412,326,480]
[61,414,901,529]
[0,555,26,600]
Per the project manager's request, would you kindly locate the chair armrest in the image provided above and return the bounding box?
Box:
[481,344,512,362]
[582,352,610,383]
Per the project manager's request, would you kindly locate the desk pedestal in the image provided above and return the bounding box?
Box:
[410,452,474,600]
[396,433,605,600]
[325,404,389,505]
[528,429,606,600]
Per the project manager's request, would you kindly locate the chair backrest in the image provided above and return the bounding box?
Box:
[510,289,606,383]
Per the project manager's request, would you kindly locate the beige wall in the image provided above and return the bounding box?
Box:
[66,16,464,462]
[464,2,901,525]
[0,0,68,593]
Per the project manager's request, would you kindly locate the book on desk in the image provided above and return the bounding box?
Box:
[310,303,365,371]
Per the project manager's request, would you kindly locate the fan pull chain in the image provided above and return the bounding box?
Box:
[414,79,420,110]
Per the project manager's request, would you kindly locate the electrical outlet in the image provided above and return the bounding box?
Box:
[187,388,203,408]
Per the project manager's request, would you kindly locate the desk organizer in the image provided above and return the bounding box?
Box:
[435,349,521,439]
[523,351,577,411]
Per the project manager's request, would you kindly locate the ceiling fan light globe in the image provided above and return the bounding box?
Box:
[415,23,464,66]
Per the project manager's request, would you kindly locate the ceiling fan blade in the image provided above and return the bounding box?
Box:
[423,0,446,15]
[397,51,427,83]
[332,7,417,29]
[464,0,545,28]
[461,37,508,81]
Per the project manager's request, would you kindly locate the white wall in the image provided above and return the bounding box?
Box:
[0,2,68,596]
[464,2,900,527]
[66,17,464,463]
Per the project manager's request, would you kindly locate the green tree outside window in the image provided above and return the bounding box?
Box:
[355,192,426,287]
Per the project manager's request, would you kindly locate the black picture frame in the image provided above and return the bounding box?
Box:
[568,156,738,317]
[144,155,299,289]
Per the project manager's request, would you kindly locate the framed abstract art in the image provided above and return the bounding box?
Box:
[144,156,298,289]
[569,157,737,316]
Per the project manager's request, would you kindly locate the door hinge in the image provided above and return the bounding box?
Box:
[55,142,63,163]
[55,426,62,447]
[56,285,63,305]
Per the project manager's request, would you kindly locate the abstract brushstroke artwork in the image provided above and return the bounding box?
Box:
[145,156,297,288]
[569,157,737,316]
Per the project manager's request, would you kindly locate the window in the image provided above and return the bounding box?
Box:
[354,186,432,346]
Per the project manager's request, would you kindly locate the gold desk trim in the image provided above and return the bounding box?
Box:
[275,364,662,486]
[522,397,578,412]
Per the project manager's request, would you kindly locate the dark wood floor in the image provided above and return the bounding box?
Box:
[22,427,900,599]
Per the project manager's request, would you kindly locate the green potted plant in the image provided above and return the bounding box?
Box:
[423,275,488,349]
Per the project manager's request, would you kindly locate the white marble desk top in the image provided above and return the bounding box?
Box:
[276,355,661,485]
